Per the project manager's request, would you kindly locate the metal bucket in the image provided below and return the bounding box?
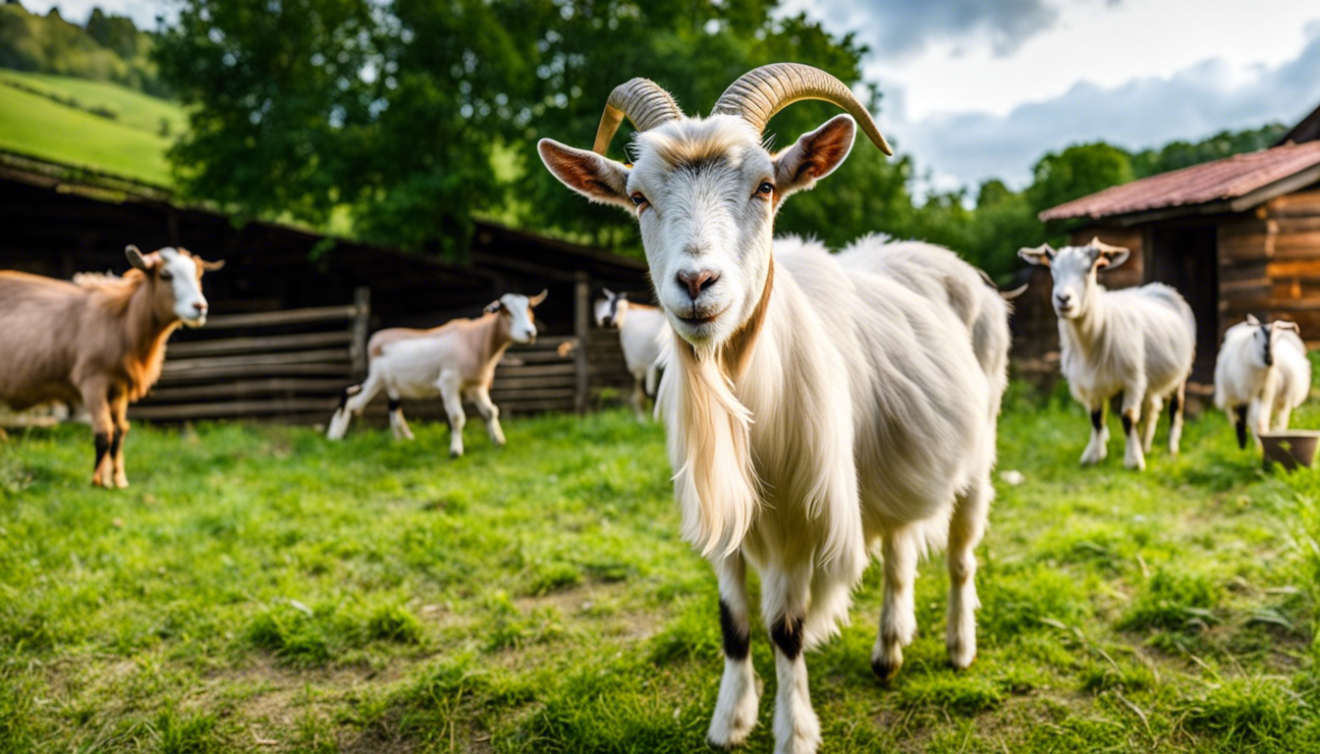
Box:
[1260,430,1320,471]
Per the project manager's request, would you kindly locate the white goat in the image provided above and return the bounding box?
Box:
[326,291,545,457]
[1214,315,1310,448]
[540,64,1008,754]
[594,289,666,419]
[1019,239,1195,470]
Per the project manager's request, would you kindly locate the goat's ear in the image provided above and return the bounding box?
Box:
[538,139,633,211]
[1276,320,1299,335]
[602,288,616,299]
[529,289,548,307]
[199,258,225,272]
[1018,244,1055,267]
[1246,313,1262,327]
[1090,237,1130,270]
[774,114,856,198]
[125,245,155,271]
[484,300,504,314]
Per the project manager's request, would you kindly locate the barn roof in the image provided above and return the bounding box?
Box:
[1039,140,1320,223]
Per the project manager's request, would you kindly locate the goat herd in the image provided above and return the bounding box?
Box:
[0,63,1312,753]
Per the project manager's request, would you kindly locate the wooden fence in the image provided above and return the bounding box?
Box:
[129,286,638,425]
[130,289,372,423]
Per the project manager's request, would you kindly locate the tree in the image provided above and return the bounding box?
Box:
[154,0,905,256]
[1026,142,1134,216]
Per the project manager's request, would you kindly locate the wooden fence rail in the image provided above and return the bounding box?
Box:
[128,286,639,425]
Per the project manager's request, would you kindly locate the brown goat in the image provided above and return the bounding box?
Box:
[0,246,223,487]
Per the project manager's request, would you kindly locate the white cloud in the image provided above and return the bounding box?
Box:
[891,26,1320,190]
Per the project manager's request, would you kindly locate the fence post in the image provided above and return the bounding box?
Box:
[350,286,371,379]
[574,272,591,414]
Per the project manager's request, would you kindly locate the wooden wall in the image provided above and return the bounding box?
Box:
[1218,186,1320,345]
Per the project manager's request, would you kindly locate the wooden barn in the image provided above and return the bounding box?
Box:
[0,150,654,423]
[1028,106,1320,383]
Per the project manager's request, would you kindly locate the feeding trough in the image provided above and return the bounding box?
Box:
[1260,430,1320,471]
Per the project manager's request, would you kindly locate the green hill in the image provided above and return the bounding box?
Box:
[0,68,184,186]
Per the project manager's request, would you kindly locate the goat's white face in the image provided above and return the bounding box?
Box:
[126,245,222,328]
[159,248,209,326]
[488,290,546,344]
[1244,314,1299,368]
[1019,241,1129,321]
[541,113,857,350]
[594,290,629,329]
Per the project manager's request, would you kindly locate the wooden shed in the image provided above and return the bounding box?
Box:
[1033,111,1320,382]
[0,150,654,422]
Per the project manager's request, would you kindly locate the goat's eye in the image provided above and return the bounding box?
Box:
[757,182,774,196]
[630,192,648,207]
[160,271,173,281]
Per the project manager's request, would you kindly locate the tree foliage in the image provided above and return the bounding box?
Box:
[149,0,1292,274]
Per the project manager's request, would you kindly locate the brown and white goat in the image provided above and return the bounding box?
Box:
[326,291,547,457]
[0,246,222,487]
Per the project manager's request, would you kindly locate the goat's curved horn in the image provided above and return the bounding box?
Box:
[592,79,683,156]
[711,63,893,156]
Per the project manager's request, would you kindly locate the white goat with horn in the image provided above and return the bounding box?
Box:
[540,64,1008,754]
[1019,239,1195,470]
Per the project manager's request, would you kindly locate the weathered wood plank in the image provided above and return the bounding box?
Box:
[167,331,352,357]
[144,378,352,402]
[162,349,351,373]
[203,305,358,329]
[130,398,340,420]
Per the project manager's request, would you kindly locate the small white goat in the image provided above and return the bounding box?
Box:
[1214,314,1310,448]
[1019,239,1195,470]
[594,289,666,419]
[326,291,546,457]
[540,64,1008,754]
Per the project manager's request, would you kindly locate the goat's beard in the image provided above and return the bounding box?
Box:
[663,328,762,560]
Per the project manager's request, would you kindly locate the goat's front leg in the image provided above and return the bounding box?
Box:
[1140,395,1163,455]
[631,375,648,421]
[1121,386,1147,470]
[763,564,819,754]
[707,554,760,749]
[1255,384,1277,439]
[109,387,130,488]
[438,374,466,458]
[387,391,416,441]
[1080,398,1108,465]
[81,381,115,488]
[948,474,992,671]
[872,527,919,682]
[468,386,506,447]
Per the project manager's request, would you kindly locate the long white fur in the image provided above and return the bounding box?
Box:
[1214,317,1310,442]
[1022,243,1195,470]
[542,112,1008,754]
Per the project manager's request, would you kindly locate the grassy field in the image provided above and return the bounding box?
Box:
[0,68,184,186]
[3,383,1320,753]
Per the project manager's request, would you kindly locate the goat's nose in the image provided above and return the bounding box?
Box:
[1055,293,1072,306]
[676,269,720,301]
[193,302,207,313]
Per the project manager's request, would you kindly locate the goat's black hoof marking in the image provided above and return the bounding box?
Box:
[449,450,462,459]
[870,657,900,684]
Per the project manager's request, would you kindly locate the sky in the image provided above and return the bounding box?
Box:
[21,0,1320,192]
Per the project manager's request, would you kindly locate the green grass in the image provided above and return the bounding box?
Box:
[0,68,184,186]
[3,387,1320,752]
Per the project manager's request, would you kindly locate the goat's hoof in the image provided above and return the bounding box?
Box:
[870,656,902,684]
[449,450,462,459]
[114,475,129,489]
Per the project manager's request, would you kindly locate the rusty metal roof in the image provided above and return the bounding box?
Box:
[1039,141,1320,222]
